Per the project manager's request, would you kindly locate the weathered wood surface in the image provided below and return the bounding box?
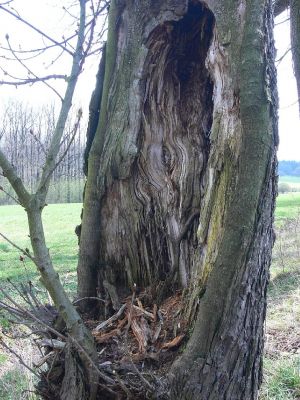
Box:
[79,0,278,398]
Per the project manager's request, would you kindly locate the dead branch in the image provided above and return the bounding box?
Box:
[37,339,66,350]
[34,351,55,368]
[73,296,105,305]
[93,303,126,332]
[0,288,66,340]
[0,232,34,262]
[0,185,20,204]
[66,334,115,385]
[132,305,155,321]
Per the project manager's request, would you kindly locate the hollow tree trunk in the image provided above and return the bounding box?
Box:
[78,0,278,398]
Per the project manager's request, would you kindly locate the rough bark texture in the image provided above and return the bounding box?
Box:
[274,0,290,16]
[79,1,215,307]
[79,0,278,398]
[291,0,300,116]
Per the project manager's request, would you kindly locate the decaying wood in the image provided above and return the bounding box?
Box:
[161,334,185,350]
[37,339,66,350]
[93,303,126,332]
[79,0,278,398]
[94,328,121,343]
[79,0,214,305]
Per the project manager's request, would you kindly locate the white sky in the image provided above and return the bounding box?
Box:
[0,2,299,160]
[0,0,99,114]
[274,11,300,161]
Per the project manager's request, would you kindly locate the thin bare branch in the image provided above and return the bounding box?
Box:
[0,5,74,56]
[275,16,290,25]
[0,149,30,205]
[280,98,299,109]
[0,340,40,378]
[0,1,13,5]
[51,109,82,173]
[28,129,47,155]
[5,36,64,100]
[0,185,21,204]
[0,49,45,61]
[36,1,86,199]
[0,288,66,340]
[44,48,65,69]
[0,10,102,58]
[0,74,68,86]
[276,47,292,64]
[0,232,34,261]
[39,109,82,189]
[93,304,126,332]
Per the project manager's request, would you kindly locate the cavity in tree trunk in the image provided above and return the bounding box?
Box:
[78,0,278,398]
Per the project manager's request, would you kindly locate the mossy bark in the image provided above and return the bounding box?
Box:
[79,0,278,397]
[291,0,300,116]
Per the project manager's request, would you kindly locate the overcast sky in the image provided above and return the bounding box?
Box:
[0,0,99,112]
[0,2,299,160]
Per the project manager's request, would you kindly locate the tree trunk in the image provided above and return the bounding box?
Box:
[78,0,278,398]
[291,0,300,116]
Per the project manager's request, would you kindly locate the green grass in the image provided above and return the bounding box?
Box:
[0,203,82,296]
[275,192,300,221]
[0,369,37,400]
[261,357,300,400]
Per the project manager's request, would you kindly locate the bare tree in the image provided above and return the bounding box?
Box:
[0,101,86,205]
[0,1,109,398]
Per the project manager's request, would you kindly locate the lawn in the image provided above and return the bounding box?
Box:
[275,192,300,221]
[0,203,82,296]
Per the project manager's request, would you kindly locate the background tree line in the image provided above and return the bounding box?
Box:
[0,101,85,205]
[278,160,300,176]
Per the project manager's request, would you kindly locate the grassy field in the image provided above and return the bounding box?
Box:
[0,197,300,399]
[276,192,300,222]
[0,203,82,296]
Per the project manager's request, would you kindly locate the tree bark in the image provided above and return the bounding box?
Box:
[274,0,290,17]
[291,0,300,116]
[79,0,278,398]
